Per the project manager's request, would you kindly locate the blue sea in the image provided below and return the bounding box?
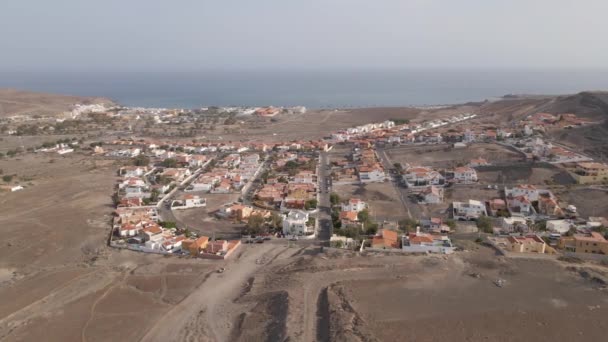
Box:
[1,69,608,109]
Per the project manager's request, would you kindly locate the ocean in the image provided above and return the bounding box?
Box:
[1,69,608,109]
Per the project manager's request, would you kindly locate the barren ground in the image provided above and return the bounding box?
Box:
[386,143,523,169]
[2,91,608,341]
[332,182,407,221]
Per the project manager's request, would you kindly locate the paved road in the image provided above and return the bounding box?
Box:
[376,147,413,219]
[317,152,333,242]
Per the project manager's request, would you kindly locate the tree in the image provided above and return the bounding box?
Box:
[150,189,160,202]
[476,216,493,233]
[357,209,370,223]
[159,221,177,229]
[133,155,150,166]
[270,212,283,230]
[398,218,418,232]
[533,220,547,232]
[305,199,318,210]
[111,192,120,206]
[247,215,265,230]
[330,193,341,206]
[3,175,14,183]
[365,224,378,235]
[161,158,178,168]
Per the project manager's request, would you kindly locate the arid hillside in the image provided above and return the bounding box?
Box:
[0,89,113,118]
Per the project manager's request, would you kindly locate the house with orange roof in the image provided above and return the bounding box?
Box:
[358,164,386,183]
[507,195,534,217]
[211,180,232,193]
[118,197,144,208]
[371,229,400,249]
[189,155,208,168]
[505,235,547,253]
[570,162,608,184]
[340,211,361,228]
[140,223,163,242]
[182,236,210,256]
[558,232,608,254]
[468,157,490,168]
[452,166,478,183]
[419,185,444,204]
[401,227,454,254]
[538,195,564,217]
[403,166,445,188]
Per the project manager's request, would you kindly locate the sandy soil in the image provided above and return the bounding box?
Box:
[1,90,608,341]
[553,187,608,218]
[171,192,244,238]
[0,89,112,118]
[386,143,523,169]
[332,182,407,221]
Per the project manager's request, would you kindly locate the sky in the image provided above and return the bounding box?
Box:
[2,0,608,71]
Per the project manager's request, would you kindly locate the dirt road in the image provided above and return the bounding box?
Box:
[140,243,294,342]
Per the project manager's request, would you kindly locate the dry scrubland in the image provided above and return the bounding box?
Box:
[2,91,608,341]
[0,89,111,118]
[0,154,220,341]
[386,143,523,169]
[332,182,407,221]
[172,193,244,239]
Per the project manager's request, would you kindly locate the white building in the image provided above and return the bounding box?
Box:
[282,210,311,236]
[500,217,528,233]
[403,167,445,188]
[341,198,367,212]
[452,200,487,220]
[420,186,443,204]
[171,195,206,210]
[546,219,572,235]
[505,185,539,202]
[359,166,386,183]
[453,167,478,183]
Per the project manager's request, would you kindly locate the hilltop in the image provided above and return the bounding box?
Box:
[0,89,114,118]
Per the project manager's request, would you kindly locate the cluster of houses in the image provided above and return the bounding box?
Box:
[98,106,608,260]
[187,153,262,194]
[254,152,318,211]
[112,163,239,258]
[363,224,454,254]
[522,112,593,132]
[116,166,158,208]
[217,202,272,222]
[353,148,387,183]
[329,114,478,145]
[339,198,368,228]
[399,160,485,204]
[448,184,568,222]
[489,215,608,256]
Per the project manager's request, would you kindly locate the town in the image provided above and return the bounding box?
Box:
[3,91,608,342]
[4,101,607,261]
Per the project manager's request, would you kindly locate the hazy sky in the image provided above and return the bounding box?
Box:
[2,0,608,71]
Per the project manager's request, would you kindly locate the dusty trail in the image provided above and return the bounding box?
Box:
[139,243,293,342]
